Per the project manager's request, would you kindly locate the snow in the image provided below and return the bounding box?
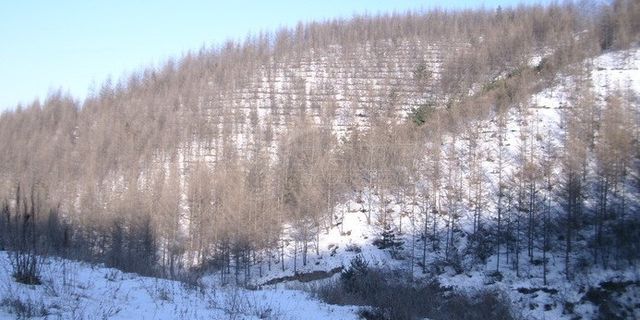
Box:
[591,48,640,96]
[0,252,358,319]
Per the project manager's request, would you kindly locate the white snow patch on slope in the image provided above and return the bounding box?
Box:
[0,252,358,320]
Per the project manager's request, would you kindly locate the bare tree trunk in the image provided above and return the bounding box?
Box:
[293,240,298,273]
[422,196,429,273]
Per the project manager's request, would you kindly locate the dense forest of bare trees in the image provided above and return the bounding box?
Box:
[0,0,638,286]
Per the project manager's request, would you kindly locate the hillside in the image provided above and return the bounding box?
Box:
[1,1,640,319]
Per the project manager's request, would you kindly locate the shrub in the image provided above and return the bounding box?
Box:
[314,258,516,320]
[439,290,514,320]
[8,197,42,285]
[358,307,388,320]
[341,255,374,295]
[345,243,361,253]
[409,104,434,126]
[11,252,41,285]
[0,297,48,318]
[372,226,404,251]
[466,227,495,264]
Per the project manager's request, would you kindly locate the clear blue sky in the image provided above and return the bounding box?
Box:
[0,0,553,111]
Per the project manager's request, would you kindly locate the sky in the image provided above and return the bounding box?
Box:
[0,0,554,111]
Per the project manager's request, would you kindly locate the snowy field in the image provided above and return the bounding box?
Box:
[0,252,358,320]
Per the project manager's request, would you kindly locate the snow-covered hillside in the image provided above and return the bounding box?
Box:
[2,46,640,320]
[1,43,639,320]
[224,46,640,319]
[2,4,640,314]
[179,39,452,164]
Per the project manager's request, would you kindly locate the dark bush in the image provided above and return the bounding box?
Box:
[341,255,372,294]
[440,290,514,320]
[466,227,495,264]
[315,256,515,320]
[410,104,435,126]
[372,227,404,251]
[358,308,387,320]
[0,297,48,318]
[7,186,42,285]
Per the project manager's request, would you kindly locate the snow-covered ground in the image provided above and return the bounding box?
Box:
[0,252,358,320]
